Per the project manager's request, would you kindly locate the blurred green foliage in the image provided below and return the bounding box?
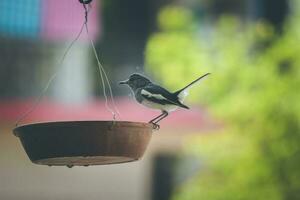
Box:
[145,3,300,200]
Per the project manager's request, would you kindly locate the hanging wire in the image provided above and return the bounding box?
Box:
[15,21,86,127]
[83,4,121,120]
[15,0,120,126]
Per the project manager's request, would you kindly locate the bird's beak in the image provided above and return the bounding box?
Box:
[119,79,129,85]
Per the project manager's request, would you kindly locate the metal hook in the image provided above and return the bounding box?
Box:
[79,0,93,5]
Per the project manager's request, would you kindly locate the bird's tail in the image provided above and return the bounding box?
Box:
[173,73,210,101]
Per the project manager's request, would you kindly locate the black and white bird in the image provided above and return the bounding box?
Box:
[119,73,210,129]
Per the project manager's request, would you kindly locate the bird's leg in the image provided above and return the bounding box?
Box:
[154,111,168,124]
[149,111,168,130]
[149,112,166,124]
[149,112,165,130]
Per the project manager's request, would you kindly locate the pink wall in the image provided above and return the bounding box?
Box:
[41,0,100,41]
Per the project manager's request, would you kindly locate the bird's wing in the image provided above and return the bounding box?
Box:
[141,85,189,109]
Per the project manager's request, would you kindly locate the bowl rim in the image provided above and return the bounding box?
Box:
[13,120,154,137]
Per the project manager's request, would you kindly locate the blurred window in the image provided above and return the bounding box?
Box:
[0,0,41,38]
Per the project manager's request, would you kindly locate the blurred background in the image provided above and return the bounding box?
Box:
[0,0,299,200]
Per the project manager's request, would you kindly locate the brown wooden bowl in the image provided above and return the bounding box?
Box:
[13,121,153,167]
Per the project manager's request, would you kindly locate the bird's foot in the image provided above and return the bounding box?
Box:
[150,122,160,130]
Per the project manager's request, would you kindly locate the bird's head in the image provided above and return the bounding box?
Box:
[119,73,152,90]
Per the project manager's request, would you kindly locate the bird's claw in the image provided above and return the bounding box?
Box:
[151,123,160,130]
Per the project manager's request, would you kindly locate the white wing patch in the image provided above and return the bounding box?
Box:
[141,89,168,101]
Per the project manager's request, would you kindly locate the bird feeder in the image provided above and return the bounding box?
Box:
[12,0,154,167]
[13,121,153,167]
